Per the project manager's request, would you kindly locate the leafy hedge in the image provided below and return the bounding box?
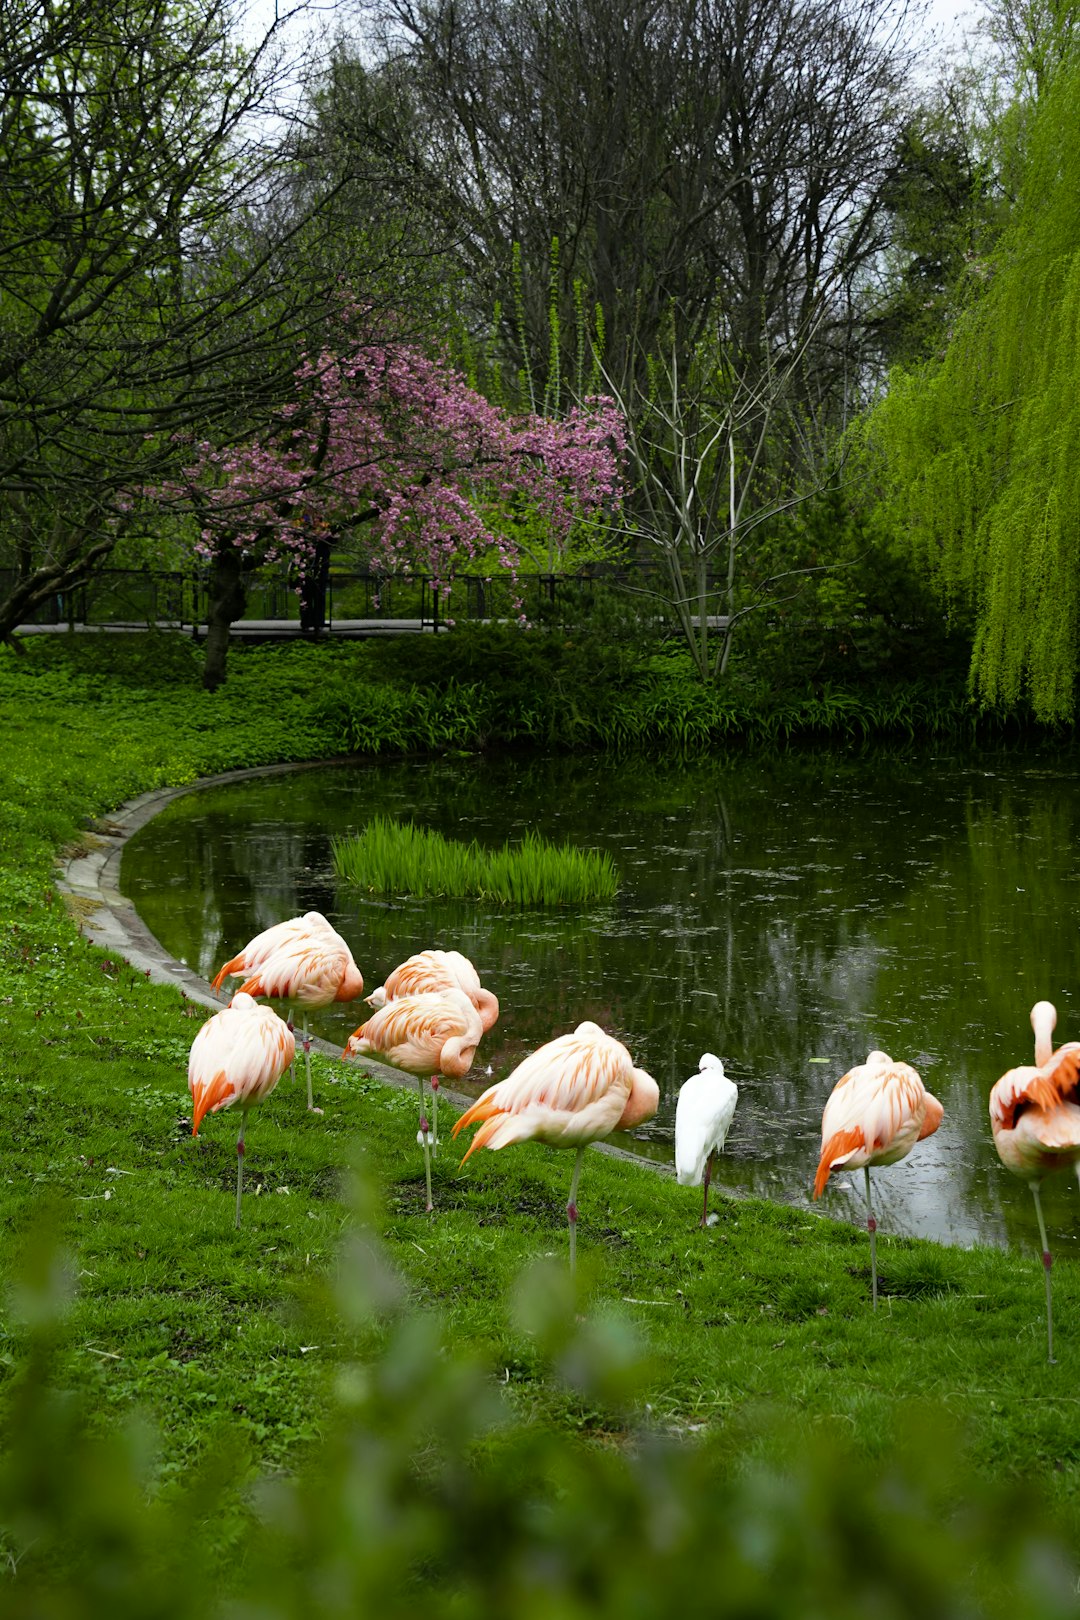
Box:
[4,1222,1077,1620]
[310,628,1018,754]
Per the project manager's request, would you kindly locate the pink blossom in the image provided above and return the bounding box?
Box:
[145,330,625,593]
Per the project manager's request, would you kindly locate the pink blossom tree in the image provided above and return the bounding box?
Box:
[158,338,625,687]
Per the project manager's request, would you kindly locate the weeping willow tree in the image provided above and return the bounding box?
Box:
[861,56,1080,722]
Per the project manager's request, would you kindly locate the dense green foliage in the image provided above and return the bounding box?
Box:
[869,104,998,370]
[746,484,975,691]
[0,630,1076,1613]
[1,624,1007,780]
[860,57,1080,722]
[333,815,619,904]
[320,624,1002,750]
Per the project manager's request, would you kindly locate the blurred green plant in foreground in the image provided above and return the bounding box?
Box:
[1,1189,1076,1619]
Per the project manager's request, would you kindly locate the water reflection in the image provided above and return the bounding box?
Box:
[121,746,1080,1253]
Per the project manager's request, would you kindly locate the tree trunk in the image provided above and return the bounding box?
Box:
[203,547,247,691]
[0,574,58,643]
[299,538,331,633]
[0,534,115,644]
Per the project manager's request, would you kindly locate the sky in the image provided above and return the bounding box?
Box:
[923,0,982,43]
[921,0,990,58]
[236,0,989,59]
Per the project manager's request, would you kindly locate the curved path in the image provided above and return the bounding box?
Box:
[55,760,669,1177]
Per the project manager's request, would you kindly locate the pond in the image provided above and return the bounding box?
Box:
[120,745,1080,1255]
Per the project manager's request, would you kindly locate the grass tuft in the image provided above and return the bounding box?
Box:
[331,815,620,905]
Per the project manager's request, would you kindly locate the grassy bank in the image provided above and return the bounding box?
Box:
[1,618,1023,774]
[0,630,1077,1610]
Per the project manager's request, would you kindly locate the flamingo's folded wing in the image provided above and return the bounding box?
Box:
[458,1090,630,1162]
[241,940,350,1003]
[991,1065,1053,1132]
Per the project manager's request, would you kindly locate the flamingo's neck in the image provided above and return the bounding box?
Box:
[1032,1001,1058,1068]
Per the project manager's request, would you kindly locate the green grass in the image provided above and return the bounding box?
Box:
[332,815,620,904]
[0,630,1078,1610]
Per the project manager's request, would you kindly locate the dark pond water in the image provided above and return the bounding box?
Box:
[120,746,1080,1254]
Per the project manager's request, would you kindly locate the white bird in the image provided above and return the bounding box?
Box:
[675,1053,739,1227]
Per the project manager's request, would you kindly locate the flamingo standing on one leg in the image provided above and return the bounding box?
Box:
[675,1053,739,1228]
[366,949,499,1146]
[188,992,295,1228]
[238,933,364,1115]
[813,1050,943,1308]
[342,988,484,1212]
[989,1000,1080,1364]
[212,912,360,1105]
[211,912,345,993]
[452,1022,659,1275]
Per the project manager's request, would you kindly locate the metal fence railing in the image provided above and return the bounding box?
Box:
[4,561,722,635]
[0,569,196,629]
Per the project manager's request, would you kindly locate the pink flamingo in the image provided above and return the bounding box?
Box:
[367,948,499,1030]
[813,1050,943,1307]
[366,949,498,1143]
[990,1000,1080,1363]
[237,932,364,1115]
[211,911,344,992]
[188,992,295,1228]
[343,988,484,1212]
[452,1021,659,1274]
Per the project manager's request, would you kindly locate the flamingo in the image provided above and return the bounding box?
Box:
[675,1053,739,1228]
[210,911,344,992]
[989,1000,1080,1363]
[813,1050,943,1308]
[452,1021,659,1274]
[188,992,295,1228]
[237,932,364,1115]
[366,949,499,1145]
[367,949,499,1030]
[342,988,484,1213]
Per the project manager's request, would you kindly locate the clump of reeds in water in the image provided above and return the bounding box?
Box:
[331,816,619,906]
